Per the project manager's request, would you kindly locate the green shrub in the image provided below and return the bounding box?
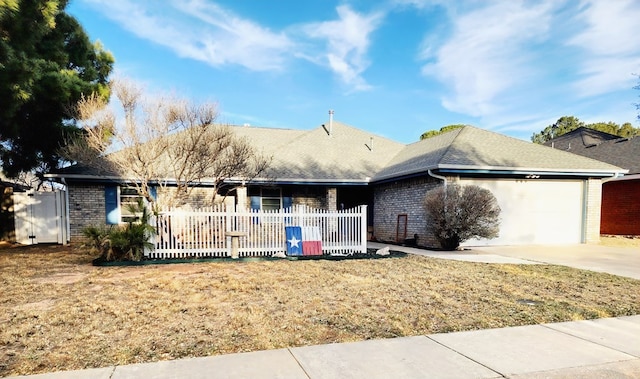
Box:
[82,224,114,259]
[82,199,155,261]
[424,184,501,250]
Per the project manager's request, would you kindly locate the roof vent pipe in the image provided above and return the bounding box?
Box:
[328,109,334,136]
[370,136,374,151]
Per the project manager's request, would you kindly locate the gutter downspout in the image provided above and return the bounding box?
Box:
[428,169,447,188]
[602,172,625,184]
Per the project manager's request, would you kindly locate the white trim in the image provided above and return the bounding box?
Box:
[604,173,640,182]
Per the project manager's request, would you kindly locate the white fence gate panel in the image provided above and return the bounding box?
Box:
[13,191,68,245]
[150,205,367,259]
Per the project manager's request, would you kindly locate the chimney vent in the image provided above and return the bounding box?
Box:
[366,136,374,151]
[328,109,334,136]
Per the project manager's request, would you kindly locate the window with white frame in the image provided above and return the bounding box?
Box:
[119,187,144,223]
[260,188,282,210]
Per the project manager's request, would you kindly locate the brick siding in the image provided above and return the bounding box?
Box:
[68,184,106,241]
[601,179,640,235]
[157,187,220,209]
[583,178,603,243]
[291,187,328,209]
[373,176,442,247]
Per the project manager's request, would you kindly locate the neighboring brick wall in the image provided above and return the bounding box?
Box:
[601,179,640,235]
[373,176,442,247]
[584,178,602,243]
[68,184,105,241]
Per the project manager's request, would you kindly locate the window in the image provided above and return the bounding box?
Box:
[119,187,144,223]
[105,185,154,225]
[248,187,292,211]
[261,188,282,210]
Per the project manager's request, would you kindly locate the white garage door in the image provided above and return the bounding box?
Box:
[460,179,584,246]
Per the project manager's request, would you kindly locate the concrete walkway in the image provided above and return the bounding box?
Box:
[371,242,640,280]
[368,242,542,265]
[7,316,640,379]
[469,244,640,280]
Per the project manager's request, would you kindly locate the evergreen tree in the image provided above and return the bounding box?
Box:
[0,0,114,177]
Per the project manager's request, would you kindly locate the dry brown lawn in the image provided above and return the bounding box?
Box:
[600,235,640,248]
[1,242,639,377]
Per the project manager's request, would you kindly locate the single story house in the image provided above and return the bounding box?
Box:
[544,127,640,235]
[46,121,626,247]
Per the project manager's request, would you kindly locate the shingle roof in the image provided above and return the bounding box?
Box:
[235,122,406,182]
[373,125,626,181]
[49,123,626,183]
[545,128,640,174]
[543,127,620,150]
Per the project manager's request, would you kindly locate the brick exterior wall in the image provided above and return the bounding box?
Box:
[326,187,337,211]
[291,187,327,209]
[373,176,442,247]
[157,187,221,209]
[584,178,603,243]
[68,184,106,241]
[601,179,640,235]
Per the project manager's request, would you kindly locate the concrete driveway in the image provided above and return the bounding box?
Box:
[469,244,640,280]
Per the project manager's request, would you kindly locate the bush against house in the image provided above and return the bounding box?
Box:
[83,199,154,262]
[424,184,500,250]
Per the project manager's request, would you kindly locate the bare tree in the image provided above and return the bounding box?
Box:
[424,184,501,250]
[62,79,271,208]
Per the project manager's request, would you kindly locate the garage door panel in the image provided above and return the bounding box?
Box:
[459,179,584,246]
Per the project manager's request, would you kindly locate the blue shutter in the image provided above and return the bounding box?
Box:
[149,186,157,201]
[105,186,119,224]
[283,196,292,210]
[250,196,261,211]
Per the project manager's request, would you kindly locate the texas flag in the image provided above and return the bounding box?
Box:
[285,226,323,256]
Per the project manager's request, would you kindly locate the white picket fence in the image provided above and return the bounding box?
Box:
[148,205,367,259]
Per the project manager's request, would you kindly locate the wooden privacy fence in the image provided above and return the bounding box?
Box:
[148,205,367,259]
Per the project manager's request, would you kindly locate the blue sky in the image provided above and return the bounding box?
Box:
[68,0,640,143]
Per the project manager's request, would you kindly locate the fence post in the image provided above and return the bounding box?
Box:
[146,204,156,258]
[360,205,367,254]
[225,203,232,257]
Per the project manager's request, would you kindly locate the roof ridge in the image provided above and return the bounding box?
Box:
[317,120,404,145]
[437,125,473,166]
[228,124,301,132]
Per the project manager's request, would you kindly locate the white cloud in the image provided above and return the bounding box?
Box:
[567,0,640,96]
[82,1,382,91]
[300,5,384,91]
[419,1,557,117]
[83,0,293,71]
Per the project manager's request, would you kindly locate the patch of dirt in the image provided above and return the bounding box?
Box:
[13,299,56,312]
[32,273,87,284]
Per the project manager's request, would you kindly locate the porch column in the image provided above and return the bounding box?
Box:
[236,186,248,210]
[326,187,337,211]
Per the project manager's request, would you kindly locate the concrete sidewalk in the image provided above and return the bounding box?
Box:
[369,242,542,265]
[7,316,640,379]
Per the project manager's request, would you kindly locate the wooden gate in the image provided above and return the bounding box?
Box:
[13,191,68,245]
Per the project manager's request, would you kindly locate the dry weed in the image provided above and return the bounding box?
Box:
[1,243,638,376]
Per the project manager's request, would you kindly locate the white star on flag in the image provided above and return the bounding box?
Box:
[288,235,301,248]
